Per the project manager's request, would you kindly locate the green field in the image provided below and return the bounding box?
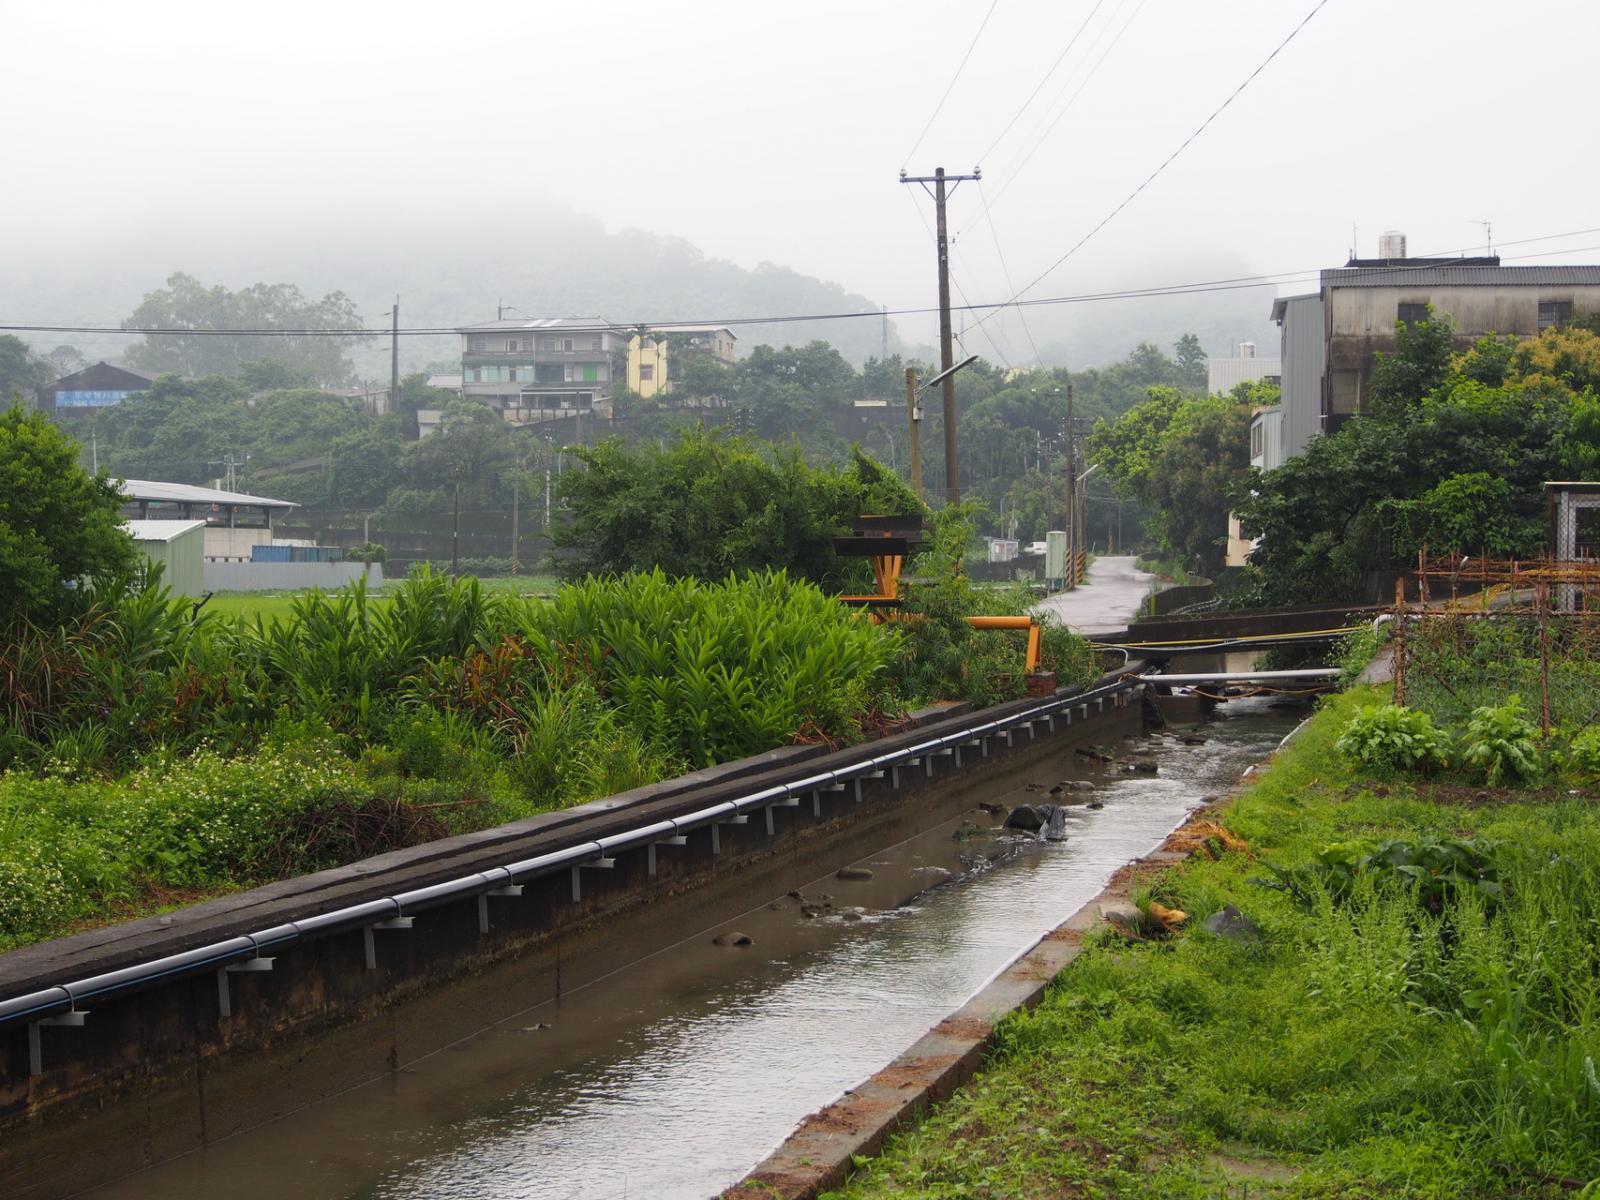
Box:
[198,574,564,623]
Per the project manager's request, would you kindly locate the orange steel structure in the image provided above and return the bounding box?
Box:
[834,516,1045,673]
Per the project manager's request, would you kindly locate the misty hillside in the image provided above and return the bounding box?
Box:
[4,201,1280,378]
[3,203,900,376]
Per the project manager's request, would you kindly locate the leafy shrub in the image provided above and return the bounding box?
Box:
[1559,725,1600,783]
[1254,836,1501,914]
[1463,695,1542,785]
[1335,622,1387,687]
[1336,703,1451,775]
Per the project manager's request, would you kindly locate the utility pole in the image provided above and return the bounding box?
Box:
[1064,384,1077,590]
[511,475,520,576]
[901,166,979,504]
[451,475,461,579]
[390,296,400,415]
[904,367,923,501]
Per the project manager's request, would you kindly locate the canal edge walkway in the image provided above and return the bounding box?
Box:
[723,711,1313,1200]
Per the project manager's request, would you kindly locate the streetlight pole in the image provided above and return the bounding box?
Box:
[905,367,923,502]
[1064,384,1077,589]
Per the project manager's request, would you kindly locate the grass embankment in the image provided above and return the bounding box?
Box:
[827,687,1600,1199]
[0,567,1099,953]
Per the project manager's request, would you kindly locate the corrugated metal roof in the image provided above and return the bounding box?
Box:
[456,316,619,333]
[1271,292,1319,322]
[119,479,298,510]
[648,324,738,339]
[1323,265,1600,288]
[124,519,207,542]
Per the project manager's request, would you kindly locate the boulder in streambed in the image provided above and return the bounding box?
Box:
[712,931,754,946]
[1003,804,1045,832]
[1004,804,1070,840]
[836,866,874,881]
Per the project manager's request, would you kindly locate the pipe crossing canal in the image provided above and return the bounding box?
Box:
[78,700,1301,1200]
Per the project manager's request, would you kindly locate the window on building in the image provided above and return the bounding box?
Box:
[471,337,487,352]
[506,339,519,352]
[1540,301,1574,331]
[591,337,603,350]
[536,363,564,383]
[471,367,482,382]
[1398,302,1429,326]
[508,367,517,382]
[563,339,574,352]
[640,364,654,381]
[1250,423,1263,457]
[542,338,557,351]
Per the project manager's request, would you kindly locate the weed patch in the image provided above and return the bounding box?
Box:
[826,688,1600,1199]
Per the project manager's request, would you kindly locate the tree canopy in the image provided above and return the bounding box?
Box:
[551,429,921,583]
[1236,319,1599,603]
[0,336,49,403]
[0,406,136,622]
[1085,378,1264,573]
[123,273,369,385]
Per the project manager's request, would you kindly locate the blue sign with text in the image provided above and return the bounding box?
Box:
[55,390,136,407]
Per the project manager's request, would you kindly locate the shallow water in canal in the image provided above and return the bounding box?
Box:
[92,699,1301,1200]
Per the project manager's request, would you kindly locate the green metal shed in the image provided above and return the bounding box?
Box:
[126,519,207,597]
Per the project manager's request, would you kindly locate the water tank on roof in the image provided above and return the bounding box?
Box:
[1378,230,1407,259]
[1238,341,1256,359]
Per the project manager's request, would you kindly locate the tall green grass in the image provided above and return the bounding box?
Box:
[829,688,1600,1199]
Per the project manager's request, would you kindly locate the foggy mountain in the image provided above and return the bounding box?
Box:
[3,197,1278,380]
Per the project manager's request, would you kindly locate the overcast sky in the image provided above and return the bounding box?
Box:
[5,0,1598,355]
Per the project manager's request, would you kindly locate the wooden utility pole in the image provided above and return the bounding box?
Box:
[451,476,461,579]
[905,367,924,501]
[390,297,400,414]
[511,476,520,576]
[901,166,979,504]
[1064,384,1077,589]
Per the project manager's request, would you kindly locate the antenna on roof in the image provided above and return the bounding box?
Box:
[1474,219,1493,256]
[1350,222,1358,261]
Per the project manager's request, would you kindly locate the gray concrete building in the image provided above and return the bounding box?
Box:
[455,317,629,428]
[1266,248,1600,465]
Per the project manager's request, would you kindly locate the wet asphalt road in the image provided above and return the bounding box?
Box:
[1033,554,1155,634]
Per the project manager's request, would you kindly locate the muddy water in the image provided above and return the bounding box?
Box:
[92,700,1300,1200]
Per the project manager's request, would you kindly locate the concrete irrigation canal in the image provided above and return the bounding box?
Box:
[6,690,1301,1200]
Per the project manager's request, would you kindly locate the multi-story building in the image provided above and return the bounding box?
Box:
[1231,235,1600,567]
[1266,234,1600,465]
[456,317,630,426]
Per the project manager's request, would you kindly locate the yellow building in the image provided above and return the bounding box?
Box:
[626,326,738,398]
[626,334,671,398]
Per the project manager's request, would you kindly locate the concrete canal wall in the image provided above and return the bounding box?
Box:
[0,679,1145,1199]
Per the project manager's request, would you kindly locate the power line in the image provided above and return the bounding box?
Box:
[3,228,1596,341]
[904,182,1015,368]
[972,0,1333,336]
[902,0,1003,168]
[974,177,1044,367]
[981,0,1148,212]
[976,0,1108,166]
